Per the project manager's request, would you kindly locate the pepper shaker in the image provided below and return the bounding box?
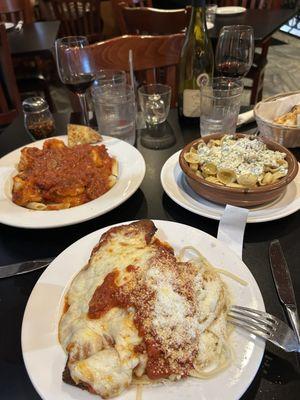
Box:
[22,97,55,140]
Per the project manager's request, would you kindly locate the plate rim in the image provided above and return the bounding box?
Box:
[216,6,246,15]
[160,151,300,223]
[21,219,265,400]
[0,135,146,229]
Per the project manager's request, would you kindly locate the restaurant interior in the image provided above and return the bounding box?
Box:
[0,1,300,400]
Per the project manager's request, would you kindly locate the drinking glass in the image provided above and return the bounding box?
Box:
[55,36,95,125]
[93,69,126,88]
[200,77,243,136]
[138,84,171,126]
[92,84,136,145]
[215,25,254,79]
[206,4,217,24]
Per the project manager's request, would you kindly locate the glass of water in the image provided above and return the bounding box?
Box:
[92,84,136,145]
[92,69,126,89]
[138,84,171,126]
[200,77,243,137]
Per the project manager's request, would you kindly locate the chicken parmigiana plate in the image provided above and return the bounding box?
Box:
[59,220,232,398]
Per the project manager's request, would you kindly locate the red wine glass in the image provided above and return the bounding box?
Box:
[55,36,95,125]
[215,25,254,79]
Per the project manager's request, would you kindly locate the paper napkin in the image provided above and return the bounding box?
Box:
[217,204,249,259]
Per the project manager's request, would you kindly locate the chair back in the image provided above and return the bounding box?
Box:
[0,23,21,125]
[0,0,34,24]
[119,5,188,35]
[88,34,184,106]
[44,0,104,42]
[111,0,153,34]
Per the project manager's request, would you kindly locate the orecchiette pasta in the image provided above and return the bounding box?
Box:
[183,135,289,188]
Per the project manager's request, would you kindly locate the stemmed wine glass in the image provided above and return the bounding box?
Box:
[215,25,254,79]
[55,36,95,125]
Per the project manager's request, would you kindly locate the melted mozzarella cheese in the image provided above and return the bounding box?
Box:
[70,349,133,398]
[59,222,230,398]
[60,224,155,397]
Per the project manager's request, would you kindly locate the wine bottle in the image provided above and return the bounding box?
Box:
[178,0,214,123]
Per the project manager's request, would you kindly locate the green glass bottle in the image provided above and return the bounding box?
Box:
[178,0,214,123]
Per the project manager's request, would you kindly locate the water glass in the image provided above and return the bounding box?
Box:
[138,84,171,126]
[92,84,136,145]
[200,77,243,136]
[92,69,126,90]
[206,4,217,24]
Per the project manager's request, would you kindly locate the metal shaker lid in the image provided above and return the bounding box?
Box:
[22,97,49,113]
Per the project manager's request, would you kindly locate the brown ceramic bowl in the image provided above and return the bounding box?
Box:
[179,133,299,207]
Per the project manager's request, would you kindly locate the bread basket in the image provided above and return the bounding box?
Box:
[254,91,300,148]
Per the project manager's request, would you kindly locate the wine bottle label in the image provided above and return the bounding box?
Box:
[183,89,200,117]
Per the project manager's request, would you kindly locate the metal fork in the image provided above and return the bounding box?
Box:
[228,305,300,352]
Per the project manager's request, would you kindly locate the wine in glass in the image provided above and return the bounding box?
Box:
[55,36,95,125]
[215,25,254,79]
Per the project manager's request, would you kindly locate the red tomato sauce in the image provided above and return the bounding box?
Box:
[87,268,190,379]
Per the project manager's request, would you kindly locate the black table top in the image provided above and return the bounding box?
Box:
[210,9,297,43]
[8,21,60,56]
[0,110,300,399]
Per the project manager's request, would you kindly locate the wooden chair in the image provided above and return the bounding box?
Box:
[117,4,188,35]
[218,0,282,104]
[88,33,184,107]
[0,1,56,111]
[42,0,105,42]
[0,23,21,126]
[0,0,34,24]
[111,0,153,34]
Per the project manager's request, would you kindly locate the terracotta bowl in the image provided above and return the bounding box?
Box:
[179,133,299,207]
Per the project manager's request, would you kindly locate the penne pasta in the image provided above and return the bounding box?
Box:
[26,202,48,211]
[12,139,118,211]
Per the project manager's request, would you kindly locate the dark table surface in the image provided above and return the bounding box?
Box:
[210,9,297,43]
[8,21,60,56]
[0,110,300,399]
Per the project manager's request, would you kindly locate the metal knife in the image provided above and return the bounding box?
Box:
[269,240,300,344]
[0,258,54,279]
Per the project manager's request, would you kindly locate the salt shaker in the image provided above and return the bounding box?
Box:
[22,97,55,140]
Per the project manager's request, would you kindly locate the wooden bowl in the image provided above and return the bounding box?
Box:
[179,133,299,207]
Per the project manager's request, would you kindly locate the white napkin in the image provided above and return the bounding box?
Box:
[256,93,300,124]
[217,204,249,259]
[237,110,255,126]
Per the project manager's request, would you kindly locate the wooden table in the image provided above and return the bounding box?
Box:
[8,21,60,56]
[210,9,297,43]
[0,111,300,399]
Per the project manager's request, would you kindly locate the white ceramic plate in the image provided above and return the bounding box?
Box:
[161,151,300,223]
[22,219,265,400]
[4,22,15,30]
[0,136,145,228]
[216,6,246,15]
